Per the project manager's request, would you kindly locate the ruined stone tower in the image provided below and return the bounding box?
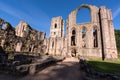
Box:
[46,16,66,56]
[16,21,29,37]
[0,18,46,53]
[46,4,118,60]
[0,4,117,60]
[50,16,64,38]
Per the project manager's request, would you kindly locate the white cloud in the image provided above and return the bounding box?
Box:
[113,8,120,19]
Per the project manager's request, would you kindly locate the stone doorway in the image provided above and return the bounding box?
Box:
[71,49,77,57]
[71,29,76,46]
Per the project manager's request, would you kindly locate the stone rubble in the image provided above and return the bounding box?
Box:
[0,18,46,54]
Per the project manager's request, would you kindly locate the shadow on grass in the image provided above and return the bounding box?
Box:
[88,60,120,74]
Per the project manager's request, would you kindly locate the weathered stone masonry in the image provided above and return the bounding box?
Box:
[46,4,117,60]
[0,18,46,53]
[0,4,117,60]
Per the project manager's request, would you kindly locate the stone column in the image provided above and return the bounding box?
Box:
[86,27,92,49]
[29,65,36,75]
[107,10,117,49]
[31,45,34,53]
[100,7,111,59]
[97,25,101,48]
[107,9,118,59]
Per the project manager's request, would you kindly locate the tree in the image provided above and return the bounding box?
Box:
[115,30,120,53]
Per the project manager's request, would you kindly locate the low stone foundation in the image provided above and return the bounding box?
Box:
[0,54,64,76]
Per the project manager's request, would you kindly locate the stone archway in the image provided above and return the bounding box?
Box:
[71,49,77,57]
[76,6,91,24]
[93,26,98,48]
[75,4,92,23]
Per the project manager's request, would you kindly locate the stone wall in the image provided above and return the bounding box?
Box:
[0,4,117,60]
[0,18,46,54]
[47,4,118,60]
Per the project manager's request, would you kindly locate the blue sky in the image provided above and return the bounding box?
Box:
[0,0,120,37]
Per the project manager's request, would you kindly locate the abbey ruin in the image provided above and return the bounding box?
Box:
[45,4,118,60]
[0,4,118,60]
[0,19,46,54]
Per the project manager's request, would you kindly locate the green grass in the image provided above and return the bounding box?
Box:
[88,60,120,74]
[118,54,120,59]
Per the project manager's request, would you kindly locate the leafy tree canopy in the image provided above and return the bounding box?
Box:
[115,30,120,53]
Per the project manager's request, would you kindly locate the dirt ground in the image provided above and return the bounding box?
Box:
[0,57,85,80]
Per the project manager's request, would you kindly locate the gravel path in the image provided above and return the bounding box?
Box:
[0,58,85,80]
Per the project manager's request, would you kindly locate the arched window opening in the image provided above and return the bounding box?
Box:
[72,30,76,35]
[29,47,31,52]
[71,29,76,46]
[71,49,76,57]
[54,32,56,35]
[2,24,5,29]
[82,28,86,38]
[76,8,91,24]
[82,27,86,48]
[93,29,98,48]
[55,23,57,28]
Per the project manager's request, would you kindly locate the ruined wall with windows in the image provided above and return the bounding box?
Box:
[0,4,117,60]
[45,16,67,56]
[0,18,46,54]
[47,4,117,60]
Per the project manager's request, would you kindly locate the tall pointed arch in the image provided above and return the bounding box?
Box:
[75,4,92,24]
[71,28,76,46]
[93,26,98,48]
[82,27,87,48]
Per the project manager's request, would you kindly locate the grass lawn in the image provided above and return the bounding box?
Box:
[118,54,120,59]
[88,59,120,74]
